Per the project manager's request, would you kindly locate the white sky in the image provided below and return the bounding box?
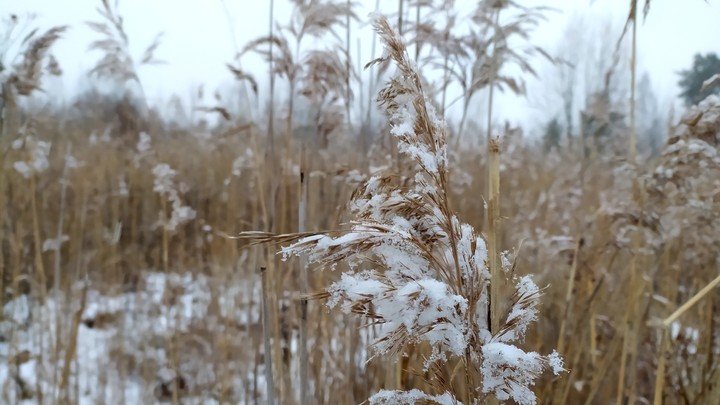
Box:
[3,0,720,129]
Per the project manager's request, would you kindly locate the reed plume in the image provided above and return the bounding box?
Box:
[243,14,563,405]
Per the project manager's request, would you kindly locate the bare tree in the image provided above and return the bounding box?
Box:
[531,14,630,150]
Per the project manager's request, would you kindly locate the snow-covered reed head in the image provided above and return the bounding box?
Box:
[152,163,196,232]
[248,14,563,405]
[12,136,51,178]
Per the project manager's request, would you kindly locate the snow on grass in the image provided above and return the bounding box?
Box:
[0,271,265,404]
[369,388,462,405]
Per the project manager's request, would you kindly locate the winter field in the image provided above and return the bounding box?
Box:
[2,0,720,404]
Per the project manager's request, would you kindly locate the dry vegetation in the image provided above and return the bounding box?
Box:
[0,0,719,404]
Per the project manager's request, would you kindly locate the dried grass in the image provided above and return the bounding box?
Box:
[1,2,720,405]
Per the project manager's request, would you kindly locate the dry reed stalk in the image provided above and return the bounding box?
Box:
[397,0,404,35]
[615,273,635,403]
[266,0,277,233]
[555,237,580,358]
[1,80,18,136]
[413,2,419,62]
[555,334,584,405]
[629,1,638,161]
[58,283,87,399]
[161,197,169,273]
[0,110,11,310]
[30,174,47,302]
[587,267,598,369]
[50,144,72,399]
[653,327,670,405]
[34,320,46,405]
[663,274,720,329]
[346,0,353,131]
[264,0,286,400]
[486,133,504,405]
[298,144,310,405]
[616,4,646,403]
[485,16,502,405]
[363,0,381,132]
[260,266,276,405]
[487,137,501,335]
[708,357,720,404]
[583,335,623,405]
[485,6,499,147]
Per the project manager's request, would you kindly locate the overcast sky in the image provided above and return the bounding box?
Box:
[3,0,720,129]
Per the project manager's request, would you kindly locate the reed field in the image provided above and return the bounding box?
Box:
[1,0,719,404]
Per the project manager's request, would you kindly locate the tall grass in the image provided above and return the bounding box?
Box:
[1,1,720,404]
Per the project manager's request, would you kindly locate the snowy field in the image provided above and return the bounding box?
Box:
[0,271,270,404]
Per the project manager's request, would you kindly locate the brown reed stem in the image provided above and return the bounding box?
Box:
[556,236,581,357]
[629,1,638,162]
[51,144,72,399]
[487,137,501,335]
[653,327,669,405]
[486,137,501,405]
[298,145,310,405]
[261,266,276,405]
[618,5,641,403]
[31,174,47,301]
[486,5,501,332]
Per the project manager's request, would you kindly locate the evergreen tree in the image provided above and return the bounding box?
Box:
[678,53,720,106]
[543,117,563,152]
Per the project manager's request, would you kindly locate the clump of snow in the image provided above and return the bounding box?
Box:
[117,175,129,196]
[481,342,545,405]
[134,131,153,166]
[12,137,51,178]
[137,131,152,153]
[369,389,462,405]
[42,235,69,252]
[327,274,468,358]
[231,147,255,177]
[152,163,196,231]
